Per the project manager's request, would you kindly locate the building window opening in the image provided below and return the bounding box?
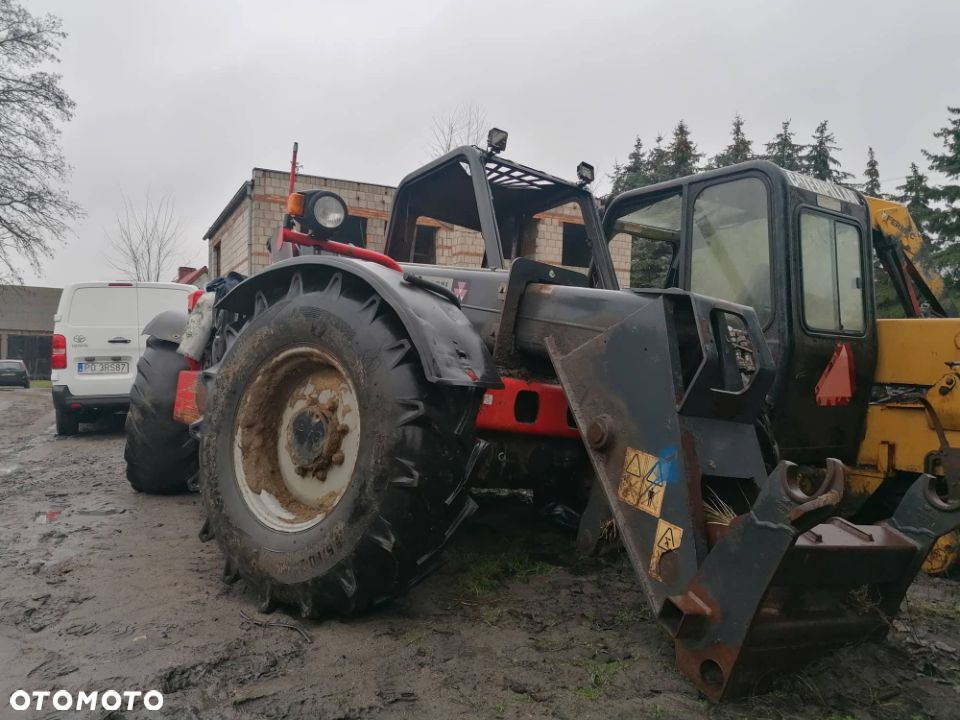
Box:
[333,216,368,248]
[413,226,437,264]
[561,222,591,267]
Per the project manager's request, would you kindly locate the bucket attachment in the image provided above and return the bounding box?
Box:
[547,292,960,700]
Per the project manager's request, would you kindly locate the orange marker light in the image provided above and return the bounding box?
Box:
[286,192,305,216]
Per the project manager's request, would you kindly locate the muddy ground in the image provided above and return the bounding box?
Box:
[0,386,958,720]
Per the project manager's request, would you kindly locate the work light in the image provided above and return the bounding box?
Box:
[487,128,508,154]
[577,162,595,185]
[310,192,347,230]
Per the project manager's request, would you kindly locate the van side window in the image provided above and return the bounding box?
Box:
[690,178,772,323]
[800,213,865,333]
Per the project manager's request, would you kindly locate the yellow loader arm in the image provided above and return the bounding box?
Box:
[865,195,949,317]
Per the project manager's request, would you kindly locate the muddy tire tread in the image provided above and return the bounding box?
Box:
[124,338,198,494]
[201,271,481,618]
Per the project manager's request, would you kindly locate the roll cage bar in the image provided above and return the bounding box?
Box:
[383,145,619,289]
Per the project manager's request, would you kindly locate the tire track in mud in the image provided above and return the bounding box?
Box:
[1,388,959,720]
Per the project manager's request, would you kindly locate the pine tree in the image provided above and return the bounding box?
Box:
[802,121,852,182]
[863,147,881,196]
[668,120,703,178]
[896,163,935,235]
[609,136,651,194]
[712,114,754,168]
[764,120,803,171]
[923,106,960,243]
[646,134,672,184]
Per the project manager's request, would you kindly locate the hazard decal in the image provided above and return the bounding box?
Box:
[649,518,683,581]
[618,446,666,518]
[452,280,470,302]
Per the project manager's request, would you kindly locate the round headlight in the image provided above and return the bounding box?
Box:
[312,194,346,230]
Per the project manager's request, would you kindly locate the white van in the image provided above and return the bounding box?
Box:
[51,281,196,435]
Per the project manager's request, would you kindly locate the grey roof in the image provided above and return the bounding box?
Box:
[0,285,62,333]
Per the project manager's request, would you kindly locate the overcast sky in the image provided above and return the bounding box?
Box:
[21,0,960,287]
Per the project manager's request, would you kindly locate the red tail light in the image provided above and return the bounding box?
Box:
[187,289,204,312]
[52,334,67,370]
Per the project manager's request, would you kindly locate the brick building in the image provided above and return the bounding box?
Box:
[204,168,632,285]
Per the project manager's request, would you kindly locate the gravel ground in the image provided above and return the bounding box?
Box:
[1,386,958,719]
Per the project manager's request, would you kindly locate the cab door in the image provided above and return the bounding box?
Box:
[682,173,780,358]
[773,206,876,464]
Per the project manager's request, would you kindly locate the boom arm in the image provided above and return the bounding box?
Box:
[865,195,949,317]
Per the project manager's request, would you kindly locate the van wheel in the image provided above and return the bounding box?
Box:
[124,337,198,494]
[55,409,78,436]
[200,271,482,617]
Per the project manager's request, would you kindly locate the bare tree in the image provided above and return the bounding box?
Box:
[0,0,81,283]
[429,102,487,156]
[105,192,184,282]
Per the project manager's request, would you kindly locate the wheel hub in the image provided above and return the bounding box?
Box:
[286,397,348,478]
[289,408,328,466]
[233,346,361,533]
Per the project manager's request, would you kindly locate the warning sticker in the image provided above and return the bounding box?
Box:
[618,447,666,517]
[649,518,683,581]
[452,280,470,302]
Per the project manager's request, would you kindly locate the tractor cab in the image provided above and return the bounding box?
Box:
[603,161,876,464]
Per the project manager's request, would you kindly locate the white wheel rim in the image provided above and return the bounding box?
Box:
[233,346,361,533]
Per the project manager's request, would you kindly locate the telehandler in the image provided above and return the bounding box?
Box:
[125,133,959,700]
[602,171,960,574]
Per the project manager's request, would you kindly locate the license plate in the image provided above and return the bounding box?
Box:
[78,361,129,375]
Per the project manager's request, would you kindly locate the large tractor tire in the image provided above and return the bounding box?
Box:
[200,273,481,617]
[124,337,198,494]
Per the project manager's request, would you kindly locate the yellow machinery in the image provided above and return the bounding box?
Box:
[851,197,960,573]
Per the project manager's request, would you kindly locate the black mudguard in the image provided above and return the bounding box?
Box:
[142,309,189,345]
[215,256,501,389]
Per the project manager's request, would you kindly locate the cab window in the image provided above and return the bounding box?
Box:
[800,212,865,333]
[609,192,680,289]
[690,178,772,324]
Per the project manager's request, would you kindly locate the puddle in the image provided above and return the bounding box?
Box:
[74,509,126,518]
[32,508,126,523]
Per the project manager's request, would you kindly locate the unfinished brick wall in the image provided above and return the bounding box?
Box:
[207,169,632,287]
[609,234,632,287]
[209,201,250,277]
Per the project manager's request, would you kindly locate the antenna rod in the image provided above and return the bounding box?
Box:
[288,141,299,195]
